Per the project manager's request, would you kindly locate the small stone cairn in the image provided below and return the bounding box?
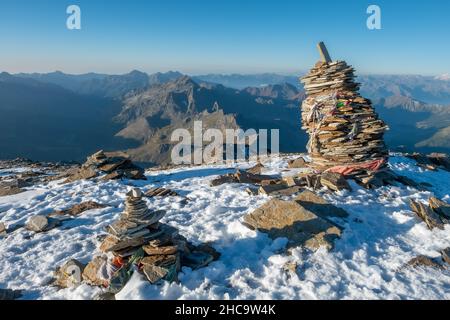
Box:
[54,188,219,295]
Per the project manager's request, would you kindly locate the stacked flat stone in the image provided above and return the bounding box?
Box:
[65,150,146,182]
[106,188,166,243]
[300,44,389,171]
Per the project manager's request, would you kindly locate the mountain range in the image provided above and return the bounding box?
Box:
[1,69,450,164]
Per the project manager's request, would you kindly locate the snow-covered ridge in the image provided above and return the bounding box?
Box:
[0,154,449,300]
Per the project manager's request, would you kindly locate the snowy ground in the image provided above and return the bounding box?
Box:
[0,154,449,300]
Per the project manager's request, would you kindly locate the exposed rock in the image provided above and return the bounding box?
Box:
[288,157,308,169]
[427,153,450,171]
[245,187,259,196]
[243,199,342,251]
[99,235,120,253]
[93,291,116,300]
[85,188,218,290]
[283,261,298,274]
[269,186,303,197]
[354,170,427,190]
[141,254,179,268]
[429,197,450,219]
[407,153,438,171]
[295,190,348,219]
[406,152,450,172]
[300,43,388,172]
[142,264,171,284]
[181,243,220,270]
[235,170,277,184]
[65,150,146,183]
[105,189,166,244]
[283,176,297,187]
[0,186,24,197]
[145,187,179,198]
[194,243,221,261]
[0,222,6,238]
[261,178,285,186]
[65,167,98,183]
[182,251,214,270]
[53,259,86,288]
[0,288,22,300]
[357,174,383,189]
[441,248,450,265]
[143,245,178,256]
[395,175,424,189]
[320,172,351,192]
[82,256,109,287]
[258,184,290,195]
[106,237,147,253]
[406,255,444,269]
[102,171,123,181]
[210,174,237,186]
[52,201,107,217]
[409,199,445,230]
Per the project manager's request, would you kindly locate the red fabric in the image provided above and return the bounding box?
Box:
[325,159,386,176]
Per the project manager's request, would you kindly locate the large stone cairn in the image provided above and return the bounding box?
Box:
[300,42,389,172]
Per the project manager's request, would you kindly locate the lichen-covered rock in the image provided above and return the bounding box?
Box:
[243,199,342,251]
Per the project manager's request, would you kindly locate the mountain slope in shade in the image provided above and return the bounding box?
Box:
[0,73,137,162]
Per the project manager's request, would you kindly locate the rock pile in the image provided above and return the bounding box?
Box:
[65,150,146,183]
[72,188,218,294]
[300,42,389,173]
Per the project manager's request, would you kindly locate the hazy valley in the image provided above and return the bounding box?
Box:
[1,69,450,164]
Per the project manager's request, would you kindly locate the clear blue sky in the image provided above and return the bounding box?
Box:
[0,0,449,75]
